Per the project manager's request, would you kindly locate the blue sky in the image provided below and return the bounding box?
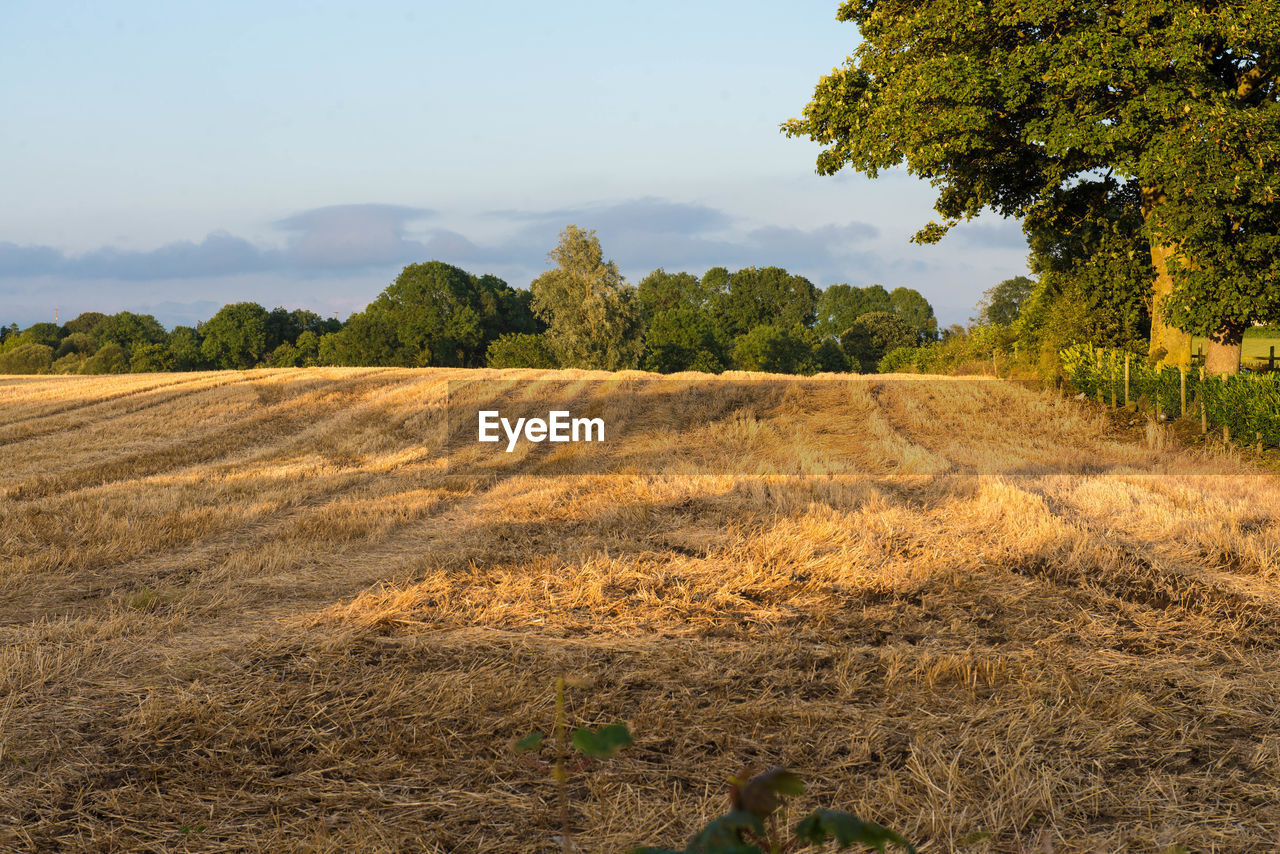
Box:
[0,0,1030,329]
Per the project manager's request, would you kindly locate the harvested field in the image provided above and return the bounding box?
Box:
[3,368,1280,852]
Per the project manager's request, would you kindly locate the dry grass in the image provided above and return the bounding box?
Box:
[3,368,1280,852]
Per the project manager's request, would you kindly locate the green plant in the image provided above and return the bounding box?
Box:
[513,675,635,851]
[633,767,915,854]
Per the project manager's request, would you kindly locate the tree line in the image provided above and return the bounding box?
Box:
[0,225,938,376]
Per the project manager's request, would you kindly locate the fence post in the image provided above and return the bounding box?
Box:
[1270,346,1276,371]
[1179,367,1186,418]
[1124,354,1130,407]
[1110,353,1117,407]
[1199,366,1207,434]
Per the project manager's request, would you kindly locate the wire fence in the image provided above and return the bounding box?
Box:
[1060,344,1280,449]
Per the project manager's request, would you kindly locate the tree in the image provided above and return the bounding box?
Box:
[637,269,712,323]
[732,324,820,375]
[643,308,725,373]
[530,225,642,370]
[841,312,918,373]
[317,311,401,367]
[785,1,1279,373]
[979,276,1036,327]
[888,287,937,342]
[93,312,167,357]
[0,343,53,374]
[167,326,206,371]
[200,302,269,369]
[713,267,818,338]
[366,262,483,366]
[815,284,891,338]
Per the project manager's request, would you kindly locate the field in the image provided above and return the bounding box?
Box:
[4,368,1280,852]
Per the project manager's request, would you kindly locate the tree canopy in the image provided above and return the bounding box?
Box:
[785,0,1279,372]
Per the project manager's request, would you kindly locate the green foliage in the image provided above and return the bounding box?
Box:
[877,346,920,374]
[81,343,129,375]
[59,311,107,337]
[129,342,173,373]
[1061,344,1280,446]
[842,312,918,373]
[318,311,402,367]
[887,287,937,342]
[714,267,817,339]
[0,343,54,374]
[979,276,1035,327]
[794,810,915,853]
[201,302,270,369]
[485,332,559,370]
[570,722,634,759]
[785,0,1280,354]
[94,312,167,358]
[167,326,206,371]
[732,325,818,375]
[644,309,726,374]
[815,284,891,338]
[633,768,915,854]
[55,332,95,359]
[531,225,643,370]
[638,269,712,322]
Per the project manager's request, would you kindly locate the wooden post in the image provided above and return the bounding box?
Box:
[1199,366,1207,434]
[1270,346,1276,372]
[1110,354,1117,407]
[1224,423,1231,443]
[1257,431,1263,453]
[1179,367,1186,418]
[1124,354,1130,408]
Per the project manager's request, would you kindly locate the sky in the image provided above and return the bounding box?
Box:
[0,0,1031,330]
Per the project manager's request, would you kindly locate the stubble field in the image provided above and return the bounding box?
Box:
[3,368,1280,852]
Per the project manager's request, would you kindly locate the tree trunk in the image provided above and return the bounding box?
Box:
[1205,327,1243,376]
[1146,240,1193,367]
[1142,188,1193,368]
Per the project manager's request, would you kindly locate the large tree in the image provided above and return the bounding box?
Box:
[530,226,642,371]
[786,0,1279,373]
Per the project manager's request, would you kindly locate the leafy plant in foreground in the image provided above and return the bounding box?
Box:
[513,675,635,851]
[632,767,915,854]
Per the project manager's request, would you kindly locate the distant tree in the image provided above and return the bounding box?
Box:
[0,323,13,345]
[81,343,129,374]
[475,274,541,358]
[5,322,62,352]
[317,311,402,367]
[0,343,54,374]
[167,326,206,371]
[887,287,938,342]
[59,312,107,338]
[55,332,95,359]
[643,309,725,374]
[814,284,891,338]
[637,269,711,322]
[714,267,818,338]
[93,312,167,357]
[979,276,1036,326]
[530,226,642,370]
[130,342,173,373]
[364,262,485,366]
[842,312,918,373]
[732,324,819,375]
[812,336,851,372]
[485,332,559,369]
[200,302,270,369]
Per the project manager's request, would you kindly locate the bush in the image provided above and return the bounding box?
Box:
[877,345,921,373]
[485,332,558,369]
[0,343,54,374]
